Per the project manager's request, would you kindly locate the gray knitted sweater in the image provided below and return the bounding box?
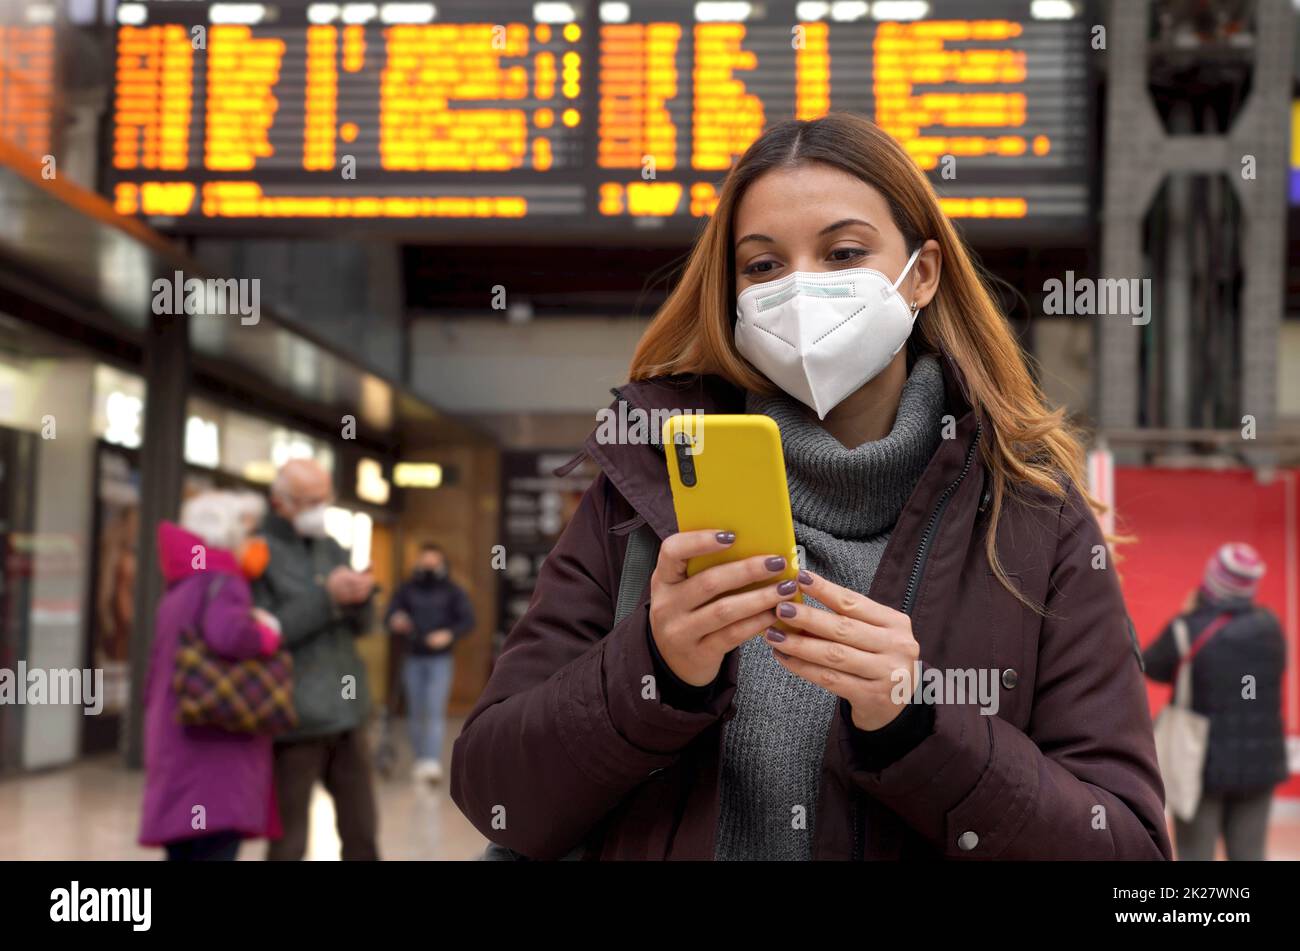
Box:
[714,355,946,861]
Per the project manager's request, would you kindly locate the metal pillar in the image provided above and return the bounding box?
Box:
[1164,105,1192,434]
[1099,0,1292,465]
[123,312,191,768]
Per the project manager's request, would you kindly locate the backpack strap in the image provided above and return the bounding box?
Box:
[614,522,660,626]
[1124,614,1144,672]
[480,521,660,862]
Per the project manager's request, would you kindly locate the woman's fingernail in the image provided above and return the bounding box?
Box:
[777,602,797,619]
[777,579,797,596]
[765,627,787,643]
[716,531,736,545]
[765,556,786,571]
[798,570,813,585]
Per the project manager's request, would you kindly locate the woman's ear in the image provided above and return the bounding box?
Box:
[909,238,942,310]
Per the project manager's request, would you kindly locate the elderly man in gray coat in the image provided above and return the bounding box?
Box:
[252,458,380,860]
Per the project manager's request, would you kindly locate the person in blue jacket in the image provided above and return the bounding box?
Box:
[386,543,475,783]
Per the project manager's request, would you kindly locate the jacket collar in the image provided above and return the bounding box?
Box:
[1196,592,1257,616]
[580,350,981,541]
[610,349,976,426]
[263,512,305,545]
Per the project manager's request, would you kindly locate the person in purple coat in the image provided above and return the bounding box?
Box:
[138,491,283,861]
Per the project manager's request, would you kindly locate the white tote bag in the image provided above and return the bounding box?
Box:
[1153,618,1211,822]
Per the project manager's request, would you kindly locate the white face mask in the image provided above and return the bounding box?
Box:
[292,504,329,538]
[734,247,923,419]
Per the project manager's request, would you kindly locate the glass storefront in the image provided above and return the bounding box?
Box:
[0,313,382,771]
[0,318,98,771]
[0,423,37,773]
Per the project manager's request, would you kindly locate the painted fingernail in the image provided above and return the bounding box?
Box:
[765,627,787,643]
[777,602,797,619]
[777,579,797,596]
[798,570,813,585]
[765,556,786,571]
[716,531,736,545]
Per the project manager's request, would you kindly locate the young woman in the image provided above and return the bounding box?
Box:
[451,113,1172,861]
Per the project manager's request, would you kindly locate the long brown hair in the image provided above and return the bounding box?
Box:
[628,112,1101,607]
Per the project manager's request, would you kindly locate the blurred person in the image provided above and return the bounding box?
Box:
[139,491,283,861]
[1144,543,1288,860]
[232,490,271,580]
[385,543,475,783]
[451,113,1171,860]
[95,504,138,667]
[253,459,380,861]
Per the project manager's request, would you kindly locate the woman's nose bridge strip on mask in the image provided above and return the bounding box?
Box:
[755,281,852,312]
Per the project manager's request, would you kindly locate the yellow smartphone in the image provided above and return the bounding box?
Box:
[663,414,802,620]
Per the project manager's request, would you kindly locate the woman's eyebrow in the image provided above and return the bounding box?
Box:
[818,217,879,236]
[735,217,879,248]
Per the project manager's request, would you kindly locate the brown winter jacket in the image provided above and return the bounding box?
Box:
[451,353,1173,861]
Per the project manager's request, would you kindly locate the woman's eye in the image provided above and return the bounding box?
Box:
[742,260,780,276]
[829,247,867,263]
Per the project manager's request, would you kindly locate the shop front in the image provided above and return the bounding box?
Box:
[0,146,495,772]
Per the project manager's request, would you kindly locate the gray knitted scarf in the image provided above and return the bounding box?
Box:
[715,354,947,861]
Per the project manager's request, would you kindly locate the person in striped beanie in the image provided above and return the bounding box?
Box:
[1145,540,1288,859]
[1200,542,1266,605]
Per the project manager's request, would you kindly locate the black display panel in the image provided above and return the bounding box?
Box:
[105,0,1094,239]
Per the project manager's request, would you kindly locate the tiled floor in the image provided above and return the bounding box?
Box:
[0,716,487,861]
[2,716,1298,860]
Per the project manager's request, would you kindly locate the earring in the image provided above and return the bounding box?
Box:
[910,300,919,315]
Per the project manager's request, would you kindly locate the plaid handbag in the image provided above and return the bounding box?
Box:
[172,575,298,735]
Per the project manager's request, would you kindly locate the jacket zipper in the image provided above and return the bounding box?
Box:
[850,421,982,860]
[901,421,982,615]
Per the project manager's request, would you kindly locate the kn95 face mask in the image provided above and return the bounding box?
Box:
[734,247,923,419]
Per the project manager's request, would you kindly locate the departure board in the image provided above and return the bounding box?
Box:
[105,0,1094,238]
[0,6,56,161]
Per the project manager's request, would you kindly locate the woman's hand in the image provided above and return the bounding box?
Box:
[767,570,920,732]
[648,530,800,687]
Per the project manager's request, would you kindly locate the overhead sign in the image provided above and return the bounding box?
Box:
[105,0,1094,236]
